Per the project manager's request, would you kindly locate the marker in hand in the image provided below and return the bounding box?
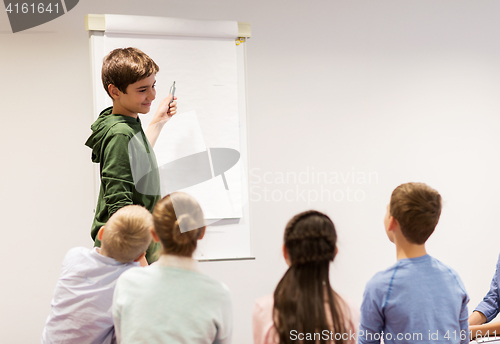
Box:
[168,81,176,114]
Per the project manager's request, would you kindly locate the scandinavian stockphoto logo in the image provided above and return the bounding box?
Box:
[3,0,79,33]
[128,127,243,233]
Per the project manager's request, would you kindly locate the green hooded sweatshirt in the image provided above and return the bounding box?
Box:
[85,106,161,263]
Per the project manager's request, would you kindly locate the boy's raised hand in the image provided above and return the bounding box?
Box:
[152,94,177,126]
[146,94,177,148]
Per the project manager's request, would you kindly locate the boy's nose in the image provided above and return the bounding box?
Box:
[148,89,156,100]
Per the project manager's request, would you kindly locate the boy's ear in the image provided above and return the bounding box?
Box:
[134,252,147,264]
[108,84,121,100]
[387,216,400,232]
[97,226,105,241]
[198,227,206,240]
[150,227,160,243]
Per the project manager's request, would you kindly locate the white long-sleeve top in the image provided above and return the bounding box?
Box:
[41,247,139,344]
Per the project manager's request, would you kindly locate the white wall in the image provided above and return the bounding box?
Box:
[1,1,500,342]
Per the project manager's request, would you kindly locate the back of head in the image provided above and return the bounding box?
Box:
[390,182,442,245]
[283,210,337,265]
[101,205,153,263]
[153,192,205,257]
[101,47,159,98]
[274,210,349,344]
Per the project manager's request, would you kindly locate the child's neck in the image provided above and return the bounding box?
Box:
[111,104,138,119]
[97,246,111,258]
[395,240,427,260]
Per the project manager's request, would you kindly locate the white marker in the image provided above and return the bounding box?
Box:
[168,81,176,112]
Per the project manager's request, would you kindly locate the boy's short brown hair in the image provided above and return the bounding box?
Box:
[101,205,153,263]
[101,47,159,99]
[390,182,442,245]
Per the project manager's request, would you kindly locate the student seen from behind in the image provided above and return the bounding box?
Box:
[112,192,232,343]
[41,205,153,344]
[253,210,358,344]
[85,47,177,264]
[358,182,469,344]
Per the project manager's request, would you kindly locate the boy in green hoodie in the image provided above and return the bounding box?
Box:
[85,47,177,264]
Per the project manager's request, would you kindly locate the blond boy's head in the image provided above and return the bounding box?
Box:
[390,182,442,245]
[98,205,153,263]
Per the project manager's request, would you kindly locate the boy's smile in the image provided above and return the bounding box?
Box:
[110,74,157,118]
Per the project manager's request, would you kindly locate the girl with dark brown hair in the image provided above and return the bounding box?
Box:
[253,210,357,344]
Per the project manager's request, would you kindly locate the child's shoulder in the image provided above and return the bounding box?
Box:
[119,264,148,278]
[66,246,89,256]
[62,246,91,264]
[117,266,231,300]
[178,268,232,297]
[106,119,140,138]
[427,255,457,273]
[423,255,464,282]
[371,255,457,280]
[365,256,430,291]
[365,261,402,288]
[59,247,95,273]
[254,294,274,311]
[168,267,232,298]
[367,255,466,293]
[92,108,142,138]
[427,256,468,292]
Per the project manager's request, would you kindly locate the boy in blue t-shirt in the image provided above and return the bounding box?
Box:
[359,183,469,344]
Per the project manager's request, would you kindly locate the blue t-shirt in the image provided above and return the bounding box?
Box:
[475,253,500,323]
[359,254,469,344]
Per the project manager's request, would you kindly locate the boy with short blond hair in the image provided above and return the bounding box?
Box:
[98,205,153,263]
[41,205,153,344]
[86,47,177,263]
[359,183,469,344]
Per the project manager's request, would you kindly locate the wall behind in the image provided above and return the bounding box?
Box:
[1,1,500,342]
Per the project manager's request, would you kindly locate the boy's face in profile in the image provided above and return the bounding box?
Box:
[112,74,157,117]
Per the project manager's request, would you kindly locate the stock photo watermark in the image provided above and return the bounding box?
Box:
[291,329,472,342]
[249,167,379,205]
[3,0,79,33]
